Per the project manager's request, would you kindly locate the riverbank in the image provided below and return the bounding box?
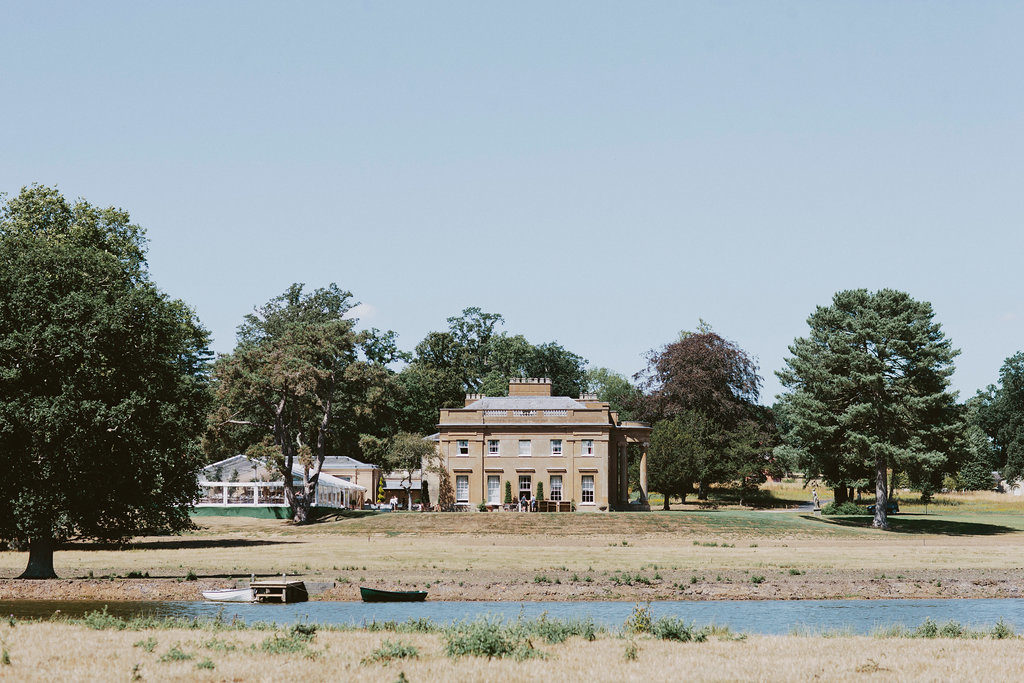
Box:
[0,614,1021,681]
[2,509,1023,602]
[1,565,1023,603]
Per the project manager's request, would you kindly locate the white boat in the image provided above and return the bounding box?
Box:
[201,587,254,602]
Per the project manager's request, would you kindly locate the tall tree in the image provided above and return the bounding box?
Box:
[976,352,1024,482]
[636,321,761,428]
[636,322,770,498]
[585,367,641,420]
[777,289,960,529]
[0,185,211,578]
[400,307,589,433]
[207,284,401,523]
[647,411,714,508]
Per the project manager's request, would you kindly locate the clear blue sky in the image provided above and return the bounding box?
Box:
[3,2,1022,402]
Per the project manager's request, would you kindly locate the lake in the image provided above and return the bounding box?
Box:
[2,598,1022,635]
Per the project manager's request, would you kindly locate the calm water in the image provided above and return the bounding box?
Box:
[2,598,1023,635]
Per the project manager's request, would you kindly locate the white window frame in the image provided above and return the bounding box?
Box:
[518,440,531,456]
[487,475,500,504]
[550,475,563,502]
[456,475,469,502]
[550,439,562,456]
[519,474,532,500]
[582,439,594,456]
[487,439,499,456]
[581,475,595,504]
[457,440,469,456]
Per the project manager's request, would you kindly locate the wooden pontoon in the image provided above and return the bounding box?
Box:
[250,578,309,603]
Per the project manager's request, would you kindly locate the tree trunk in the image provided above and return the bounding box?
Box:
[18,537,57,579]
[292,495,312,524]
[697,481,708,500]
[888,468,897,500]
[833,486,848,504]
[662,494,670,511]
[873,455,889,530]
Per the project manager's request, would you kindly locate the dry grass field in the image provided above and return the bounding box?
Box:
[0,620,1022,682]
[1,488,1024,602]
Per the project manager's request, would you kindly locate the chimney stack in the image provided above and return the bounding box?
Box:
[508,378,552,397]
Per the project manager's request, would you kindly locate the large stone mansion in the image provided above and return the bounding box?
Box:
[432,378,651,511]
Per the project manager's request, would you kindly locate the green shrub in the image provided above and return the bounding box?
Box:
[195,658,215,670]
[361,640,419,665]
[527,613,598,643]
[258,624,319,658]
[443,618,543,661]
[133,637,158,652]
[651,617,706,642]
[992,619,1015,639]
[914,618,939,638]
[157,646,193,663]
[623,603,652,635]
[185,569,198,581]
[821,501,868,515]
[750,575,765,585]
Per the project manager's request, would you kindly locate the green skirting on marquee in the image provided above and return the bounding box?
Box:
[190,506,293,519]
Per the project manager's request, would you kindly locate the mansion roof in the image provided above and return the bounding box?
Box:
[463,396,587,411]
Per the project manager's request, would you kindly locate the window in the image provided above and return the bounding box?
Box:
[456,475,469,502]
[487,440,499,456]
[550,439,562,456]
[581,475,594,503]
[487,475,500,504]
[581,439,594,455]
[519,474,532,500]
[457,440,469,455]
[518,440,531,456]
[550,475,563,501]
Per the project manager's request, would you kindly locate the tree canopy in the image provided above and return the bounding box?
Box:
[206,284,402,522]
[0,185,212,577]
[398,307,589,432]
[636,322,772,500]
[975,352,1024,483]
[776,289,960,529]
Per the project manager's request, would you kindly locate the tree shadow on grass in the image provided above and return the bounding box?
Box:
[804,515,1019,536]
[60,538,300,552]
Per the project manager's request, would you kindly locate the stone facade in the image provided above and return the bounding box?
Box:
[433,378,651,511]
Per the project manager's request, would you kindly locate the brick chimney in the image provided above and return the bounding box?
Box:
[508,377,552,397]
[465,393,485,407]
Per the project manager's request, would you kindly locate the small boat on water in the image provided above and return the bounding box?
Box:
[360,586,428,602]
[201,587,255,602]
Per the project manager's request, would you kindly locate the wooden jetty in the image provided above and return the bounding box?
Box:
[250,578,309,603]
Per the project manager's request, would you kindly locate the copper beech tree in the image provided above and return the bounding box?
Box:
[636,322,775,502]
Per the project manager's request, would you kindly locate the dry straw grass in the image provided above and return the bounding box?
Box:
[0,621,1022,682]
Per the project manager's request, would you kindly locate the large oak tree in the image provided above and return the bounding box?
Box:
[0,186,211,578]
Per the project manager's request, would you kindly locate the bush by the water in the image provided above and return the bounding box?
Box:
[822,501,869,515]
[443,617,543,661]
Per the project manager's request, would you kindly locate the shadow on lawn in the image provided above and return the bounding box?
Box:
[806,515,1019,536]
[61,538,300,551]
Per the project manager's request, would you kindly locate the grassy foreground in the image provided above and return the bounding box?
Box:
[0,610,1021,682]
[2,487,1023,601]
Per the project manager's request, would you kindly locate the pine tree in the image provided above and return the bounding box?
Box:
[777,289,960,529]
